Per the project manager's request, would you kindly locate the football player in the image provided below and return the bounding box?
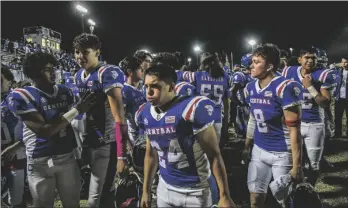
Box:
[137,64,236,208]
[73,33,128,208]
[6,52,96,208]
[1,66,26,207]
[282,46,336,185]
[121,56,147,145]
[231,53,253,138]
[242,43,303,208]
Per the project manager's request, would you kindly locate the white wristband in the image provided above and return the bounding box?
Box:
[307,85,319,98]
[117,157,127,160]
[62,108,79,123]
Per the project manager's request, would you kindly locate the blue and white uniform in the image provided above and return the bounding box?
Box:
[282,66,336,170]
[1,92,26,206]
[244,76,302,193]
[135,96,216,207]
[122,83,146,144]
[74,64,126,207]
[7,85,80,208]
[174,82,196,97]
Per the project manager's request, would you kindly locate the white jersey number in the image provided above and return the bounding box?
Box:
[167,139,189,169]
[253,109,268,133]
[200,84,224,105]
[302,92,313,110]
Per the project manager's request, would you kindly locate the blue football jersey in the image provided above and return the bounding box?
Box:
[65,76,84,120]
[7,85,76,158]
[282,66,337,123]
[232,71,253,105]
[174,82,196,97]
[190,71,232,123]
[122,83,147,142]
[244,76,302,152]
[74,64,126,147]
[135,96,215,188]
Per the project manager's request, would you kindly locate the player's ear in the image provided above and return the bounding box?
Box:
[267,64,274,72]
[297,57,301,64]
[95,49,100,57]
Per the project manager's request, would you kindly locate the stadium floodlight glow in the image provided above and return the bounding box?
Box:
[76,5,88,13]
[140,49,149,53]
[289,47,293,55]
[194,45,202,53]
[187,57,192,62]
[88,19,96,26]
[248,39,256,51]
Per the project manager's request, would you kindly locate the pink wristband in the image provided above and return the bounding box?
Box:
[115,122,127,157]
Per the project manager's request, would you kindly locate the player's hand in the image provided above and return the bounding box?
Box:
[218,195,237,208]
[117,159,129,178]
[241,147,251,165]
[140,191,151,208]
[75,91,97,113]
[301,74,313,89]
[290,167,304,183]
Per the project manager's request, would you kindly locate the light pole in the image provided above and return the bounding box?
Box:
[193,45,202,65]
[76,5,88,33]
[248,39,256,51]
[88,19,96,34]
[289,47,293,56]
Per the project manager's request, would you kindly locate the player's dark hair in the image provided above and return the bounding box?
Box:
[145,64,177,84]
[73,33,101,51]
[288,56,299,66]
[119,57,130,70]
[280,50,289,59]
[152,52,180,69]
[174,51,186,68]
[253,43,281,71]
[299,46,317,57]
[134,50,152,62]
[23,52,58,80]
[202,54,225,78]
[1,65,14,82]
[123,56,142,77]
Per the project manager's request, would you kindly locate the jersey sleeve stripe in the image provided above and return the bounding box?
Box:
[281,66,290,77]
[276,80,291,98]
[13,89,35,103]
[190,72,195,83]
[97,65,109,83]
[174,82,186,93]
[319,69,330,83]
[182,96,204,121]
[183,71,190,82]
[135,103,147,121]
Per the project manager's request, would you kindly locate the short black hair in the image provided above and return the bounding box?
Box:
[202,54,225,78]
[122,56,142,77]
[152,52,180,69]
[134,50,152,61]
[145,64,177,84]
[299,46,317,57]
[1,64,14,82]
[252,43,281,70]
[73,33,101,51]
[174,51,186,68]
[280,50,289,59]
[23,52,58,79]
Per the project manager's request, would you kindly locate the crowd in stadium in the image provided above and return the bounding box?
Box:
[1,31,348,208]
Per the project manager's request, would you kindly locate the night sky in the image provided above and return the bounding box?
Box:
[2,1,348,65]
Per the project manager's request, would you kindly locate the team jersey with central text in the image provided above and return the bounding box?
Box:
[282,66,336,123]
[74,64,126,147]
[244,76,302,152]
[7,85,76,158]
[135,96,215,188]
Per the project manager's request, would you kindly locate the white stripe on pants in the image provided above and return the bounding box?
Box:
[157,177,212,207]
[7,169,25,206]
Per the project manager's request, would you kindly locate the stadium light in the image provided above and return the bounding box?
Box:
[76,4,88,33]
[76,5,88,13]
[187,57,192,62]
[289,47,293,55]
[193,45,202,65]
[88,19,96,34]
[248,39,256,50]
